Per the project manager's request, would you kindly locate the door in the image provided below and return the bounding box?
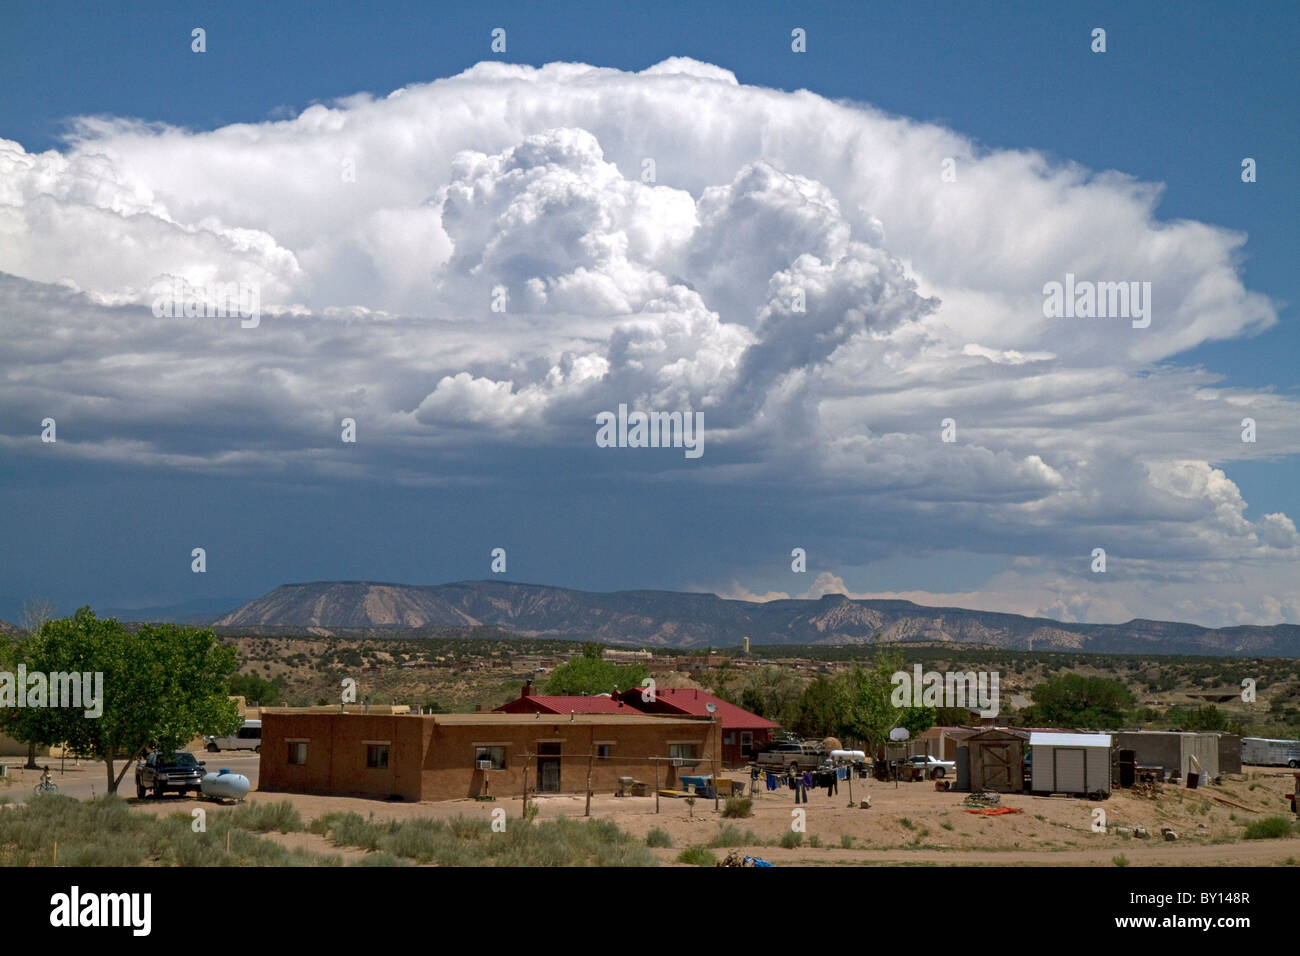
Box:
[980,742,1016,792]
[1053,748,1086,793]
[537,742,561,793]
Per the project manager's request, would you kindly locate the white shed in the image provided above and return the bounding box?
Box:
[1029,732,1113,797]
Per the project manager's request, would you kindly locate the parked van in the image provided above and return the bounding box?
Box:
[205,719,262,753]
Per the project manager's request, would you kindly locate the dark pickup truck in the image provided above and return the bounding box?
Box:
[136,751,206,799]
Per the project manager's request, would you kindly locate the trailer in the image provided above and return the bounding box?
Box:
[1241,737,1300,768]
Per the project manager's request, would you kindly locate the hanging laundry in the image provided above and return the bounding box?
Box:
[766,772,778,791]
[802,770,814,790]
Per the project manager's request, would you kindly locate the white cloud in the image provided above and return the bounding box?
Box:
[1,57,1296,625]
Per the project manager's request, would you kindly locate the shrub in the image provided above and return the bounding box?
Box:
[228,800,304,833]
[314,813,656,866]
[722,797,753,818]
[779,830,803,849]
[1113,854,1130,867]
[0,794,332,867]
[676,845,717,866]
[709,824,759,848]
[351,852,411,867]
[839,834,853,849]
[646,827,673,848]
[1244,816,1297,840]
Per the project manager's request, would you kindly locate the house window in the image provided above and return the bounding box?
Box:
[669,743,698,761]
[596,744,613,759]
[366,744,389,769]
[741,732,754,755]
[475,746,506,770]
[287,742,307,765]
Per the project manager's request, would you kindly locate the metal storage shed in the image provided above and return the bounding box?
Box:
[1029,732,1112,797]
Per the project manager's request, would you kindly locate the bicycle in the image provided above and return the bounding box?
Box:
[33,780,58,794]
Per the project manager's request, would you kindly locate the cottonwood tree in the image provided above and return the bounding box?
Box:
[543,643,648,696]
[833,646,934,753]
[1024,673,1134,729]
[21,608,242,794]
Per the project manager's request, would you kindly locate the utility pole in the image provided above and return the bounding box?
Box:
[585,728,595,817]
[711,708,722,812]
[520,752,532,819]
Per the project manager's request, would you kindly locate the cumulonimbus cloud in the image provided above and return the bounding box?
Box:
[0,57,1295,625]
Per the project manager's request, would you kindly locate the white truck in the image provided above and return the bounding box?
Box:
[1241,737,1300,768]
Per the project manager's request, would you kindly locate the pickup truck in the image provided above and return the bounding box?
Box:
[136,751,206,799]
[905,754,956,779]
[753,740,826,775]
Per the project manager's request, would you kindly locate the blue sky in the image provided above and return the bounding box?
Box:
[1,0,1296,627]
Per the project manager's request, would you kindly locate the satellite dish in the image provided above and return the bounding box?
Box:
[705,702,717,714]
[889,727,910,742]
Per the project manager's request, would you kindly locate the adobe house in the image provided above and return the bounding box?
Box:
[614,687,778,768]
[259,710,718,801]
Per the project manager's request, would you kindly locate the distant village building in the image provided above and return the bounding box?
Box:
[601,649,653,664]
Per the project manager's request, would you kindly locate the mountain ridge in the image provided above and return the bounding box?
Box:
[209,580,1300,657]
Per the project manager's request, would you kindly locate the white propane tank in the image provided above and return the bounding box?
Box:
[201,769,251,800]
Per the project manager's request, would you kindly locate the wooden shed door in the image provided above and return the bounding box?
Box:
[981,742,1016,791]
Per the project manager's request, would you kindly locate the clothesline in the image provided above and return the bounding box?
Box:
[757,766,850,795]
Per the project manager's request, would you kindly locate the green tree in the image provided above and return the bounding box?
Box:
[543,654,648,696]
[228,672,283,707]
[1025,673,1134,729]
[833,646,899,751]
[735,667,804,728]
[13,608,242,793]
[792,677,840,738]
[936,706,977,726]
[1163,703,1228,732]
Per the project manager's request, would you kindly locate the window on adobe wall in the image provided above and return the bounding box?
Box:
[669,743,698,760]
[475,746,506,770]
[287,742,307,765]
[366,744,389,769]
[596,744,613,760]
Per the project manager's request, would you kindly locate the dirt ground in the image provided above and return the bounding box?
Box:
[119,766,1300,866]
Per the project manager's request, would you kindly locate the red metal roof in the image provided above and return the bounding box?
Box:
[625,688,780,729]
[495,694,632,715]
